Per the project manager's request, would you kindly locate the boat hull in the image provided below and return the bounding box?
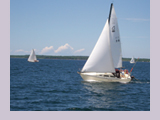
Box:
[28,60,39,62]
[80,72,131,83]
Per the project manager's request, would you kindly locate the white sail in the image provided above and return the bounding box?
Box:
[130,57,135,63]
[81,19,115,73]
[28,49,37,62]
[109,5,122,68]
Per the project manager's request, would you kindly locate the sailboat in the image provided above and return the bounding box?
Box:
[130,56,135,63]
[78,3,131,83]
[28,49,39,62]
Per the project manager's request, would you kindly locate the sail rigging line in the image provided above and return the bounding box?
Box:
[133,77,140,81]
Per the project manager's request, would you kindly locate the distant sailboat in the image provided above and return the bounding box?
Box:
[78,3,131,83]
[130,57,135,64]
[28,49,39,62]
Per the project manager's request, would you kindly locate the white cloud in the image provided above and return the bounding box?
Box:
[121,36,131,39]
[14,49,31,54]
[122,36,149,39]
[15,49,24,52]
[54,43,73,53]
[122,18,150,22]
[136,36,149,39]
[40,46,54,54]
[24,51,31,54]
[74,48,85,53]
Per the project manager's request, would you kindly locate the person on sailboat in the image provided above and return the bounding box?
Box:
[121,70,124,77]
[124,69,128,74]
[115,69,120,78]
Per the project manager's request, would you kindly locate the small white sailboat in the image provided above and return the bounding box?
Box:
[130,56,135,63]
[28,49,39,62]
[78,3,131,83]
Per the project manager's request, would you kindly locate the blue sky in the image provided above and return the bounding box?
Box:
[10,0,150,58]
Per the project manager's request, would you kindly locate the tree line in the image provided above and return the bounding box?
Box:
[10,55,150,62]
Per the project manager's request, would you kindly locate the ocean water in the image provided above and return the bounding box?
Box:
[10,58,150,111]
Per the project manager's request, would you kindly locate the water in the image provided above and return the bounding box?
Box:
[10,58,150,111]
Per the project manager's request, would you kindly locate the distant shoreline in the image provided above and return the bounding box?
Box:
[10,55,150,62]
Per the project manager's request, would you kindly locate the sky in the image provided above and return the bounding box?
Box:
[10,0,150,58]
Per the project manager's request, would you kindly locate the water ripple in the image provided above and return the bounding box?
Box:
[10,58,150,111]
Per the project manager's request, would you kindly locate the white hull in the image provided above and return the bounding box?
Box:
[130,61,135,64]
[80,72,131,83]
[28,60,39,62]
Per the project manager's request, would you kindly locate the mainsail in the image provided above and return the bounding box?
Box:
[109,4,122,68]
[28,49,37,62]
[81,3,122,73]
